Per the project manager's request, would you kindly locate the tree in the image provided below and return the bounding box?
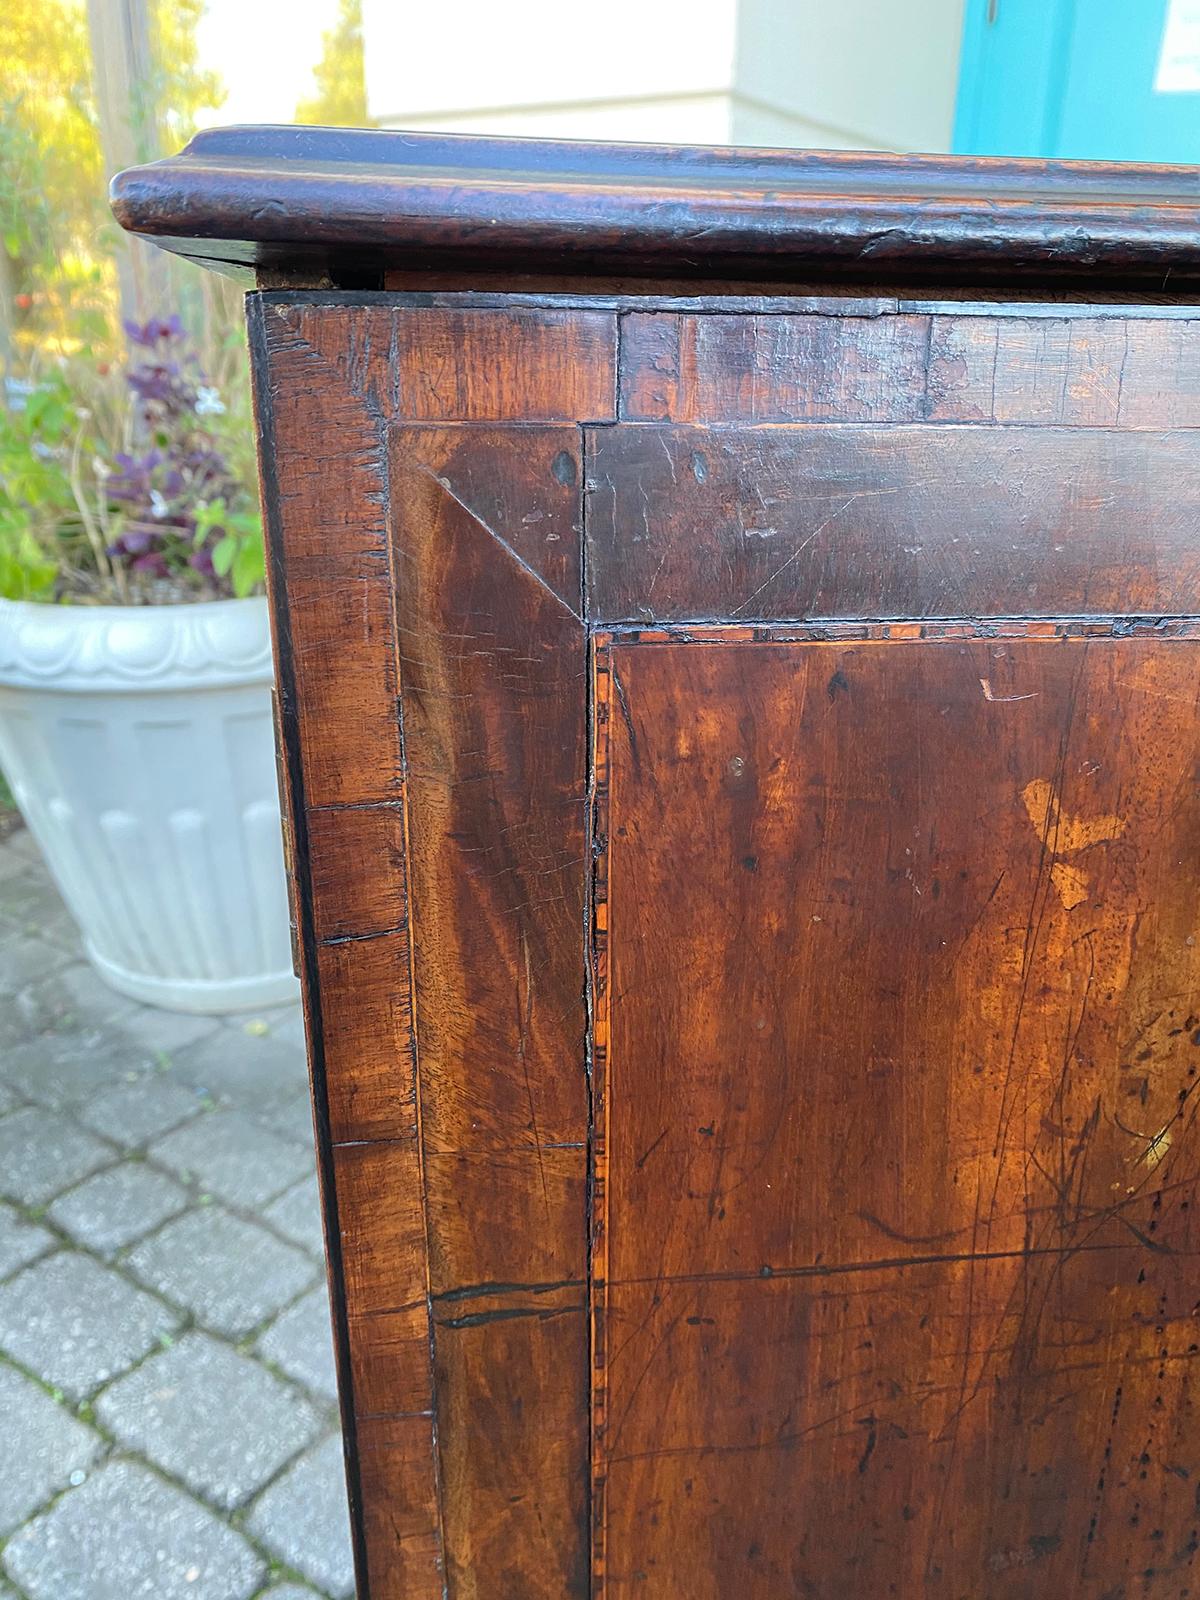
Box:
[295,0,367,128]
[0,0,222,360]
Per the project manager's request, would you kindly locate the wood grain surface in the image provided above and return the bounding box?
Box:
[389,422,590,1599]
[587,424,1200,623]
[251,299,604,1598]
[249,286,1200,1599]
[618,311,1200,426]
[593,628,1200,1597]
[111,125,1200,292]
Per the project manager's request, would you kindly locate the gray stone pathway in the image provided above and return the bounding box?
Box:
[0,825,353,1599]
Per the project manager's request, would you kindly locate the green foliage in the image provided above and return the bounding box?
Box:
[193,497,265,600]
[0,323,264,606]
[150,0,224,155]
[295,0,367,127]
[0,0,225,359]
[0,365,100,599]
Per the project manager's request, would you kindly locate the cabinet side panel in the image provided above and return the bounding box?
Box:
[250,296,444,1600]
[389,422,591,1599]
[617,310,1200,426]
[594,629,1200,1597]
[587,423,1200,623]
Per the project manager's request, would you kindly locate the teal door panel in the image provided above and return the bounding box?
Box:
[955,0,1200,162]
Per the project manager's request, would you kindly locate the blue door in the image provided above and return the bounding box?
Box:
[955,0,1200,161]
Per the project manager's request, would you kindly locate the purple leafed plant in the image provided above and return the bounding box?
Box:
[103,318,259,589]
[1,314,264,604]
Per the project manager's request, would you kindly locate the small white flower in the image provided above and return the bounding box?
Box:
[92,456,111,478]
[149,489,169,519]
[195,385,225,416]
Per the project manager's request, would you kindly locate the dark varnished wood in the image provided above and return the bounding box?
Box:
[592,626,1200,1596]
[389,422,590,1599]
[255,287,1200,1599]
[114,128,1200,1598]
[112,125,1200,291]
[250,296,599,1598]
[595,624,1200,1593]
[618,310,1200,424]
[587,424,1200,623]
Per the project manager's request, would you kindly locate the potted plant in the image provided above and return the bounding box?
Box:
[0,317,297,1012]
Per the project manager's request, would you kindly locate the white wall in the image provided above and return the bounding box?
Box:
[732,0,966,151]
[363,0,965,154]
[363,0,737,140]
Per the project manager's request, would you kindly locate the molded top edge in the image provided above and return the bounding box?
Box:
[110,123,1200,288]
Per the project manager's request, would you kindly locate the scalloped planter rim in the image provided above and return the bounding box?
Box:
[0,596,299,1013]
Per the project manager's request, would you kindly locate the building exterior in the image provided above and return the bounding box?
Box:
[362,0,966,154]
[361,0,1200,164]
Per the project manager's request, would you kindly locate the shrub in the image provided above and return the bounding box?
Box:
[0,315,264,604]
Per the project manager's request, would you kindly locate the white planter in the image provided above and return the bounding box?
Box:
[0,596,299,1013]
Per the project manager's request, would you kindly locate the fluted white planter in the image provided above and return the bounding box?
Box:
[0,596,298,1013]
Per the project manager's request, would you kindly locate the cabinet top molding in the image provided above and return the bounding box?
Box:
[110,123,1200,290]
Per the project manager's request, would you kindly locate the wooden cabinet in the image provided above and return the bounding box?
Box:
[115,129,1200,1598]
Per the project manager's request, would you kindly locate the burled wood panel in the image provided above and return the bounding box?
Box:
[592,627,1200,1597]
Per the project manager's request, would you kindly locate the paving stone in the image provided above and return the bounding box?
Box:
[0,870,43,924]
[263,1175,324,1258]
[0,932,74,995]
[48,1164,189,1255]
[247,1435,355,1598]
[0,868,77,949]
[0,983,60,1049]
[0,1108,115,1206]
[74,1076,206,1149]
[253,1090,317,1151]
[0,1079,20,1117]
[96,1330,321,1510]
[149,1110,312,1211]
[258,1588,322,1599]
[170,1025,309,1104]
[0,1251,180,1400]
[116,1004,221,1057]
[0,1363,104,1534]
[2,828,43,864]
[0,1201,54,1280]
[127,1206,315,1337]
[15,966,210,1060]
[0,833,37,878]
[224,1001,306,1049]
[0,1034,157,1113]
[25,962,141,1033]
[3,1458,264,1600]
[257,1286,339,1405]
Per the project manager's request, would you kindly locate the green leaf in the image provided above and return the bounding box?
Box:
[210,534,236,577]
[231,536,265,598]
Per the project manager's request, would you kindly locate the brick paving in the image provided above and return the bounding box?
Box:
[0,826,352,1599]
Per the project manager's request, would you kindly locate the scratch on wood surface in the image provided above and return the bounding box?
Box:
[420,465,583,621]
[980,678,1038,703]
[728,495,859,617]
[517,926,551,1215]
[1142,1123,1173,1169]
